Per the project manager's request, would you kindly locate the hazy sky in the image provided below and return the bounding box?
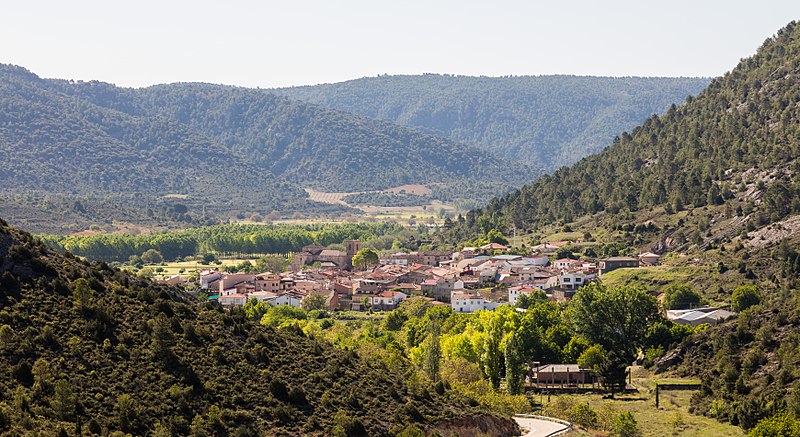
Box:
[2,1,798,88]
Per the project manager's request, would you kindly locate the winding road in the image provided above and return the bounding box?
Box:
[514,415,571,437]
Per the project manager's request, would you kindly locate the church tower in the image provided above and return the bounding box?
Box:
[345,239,361,267]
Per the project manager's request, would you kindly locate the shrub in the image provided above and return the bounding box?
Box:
[566,403,599,429]
[613,411,642,437]
[748,412,800,436]
[732,285,761,312]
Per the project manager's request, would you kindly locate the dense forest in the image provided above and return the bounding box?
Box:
[0,218,519,435]
[41,223,404,262]
[273,74,708,173]
[449,21,800,244]
[34,72,523,193]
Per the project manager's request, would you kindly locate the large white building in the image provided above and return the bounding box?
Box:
[451,292,504,313]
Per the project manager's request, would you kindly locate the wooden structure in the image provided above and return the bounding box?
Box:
[531,364,595,389]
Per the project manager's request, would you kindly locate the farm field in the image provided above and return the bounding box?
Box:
[139,258,269,281]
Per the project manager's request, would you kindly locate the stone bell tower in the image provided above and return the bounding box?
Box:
[345,239,361,268]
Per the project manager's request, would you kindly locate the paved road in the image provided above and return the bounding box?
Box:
[514,416,570,437]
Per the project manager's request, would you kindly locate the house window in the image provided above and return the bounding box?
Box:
[563,278,571,282]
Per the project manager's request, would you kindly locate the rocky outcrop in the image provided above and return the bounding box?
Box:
[432,414,521,437]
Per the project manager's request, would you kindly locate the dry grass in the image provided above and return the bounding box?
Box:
[537,368,742,437]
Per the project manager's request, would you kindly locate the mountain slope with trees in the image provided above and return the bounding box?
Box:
[0,65,526,233]
[36,73,523,193]
[449,21,800,245]
[0,217,516,435]
[444,20,800,434]
[273,74,709,173]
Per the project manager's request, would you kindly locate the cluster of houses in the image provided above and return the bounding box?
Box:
[185,240,665,314]
[168,239,741,393]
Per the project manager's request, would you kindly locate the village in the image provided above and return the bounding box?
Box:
[161,238,731,326]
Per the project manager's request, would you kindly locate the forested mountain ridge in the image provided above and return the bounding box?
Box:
[36,73,524,192]
[0,217,517,435]
[272,74,709,172]
[0,64,527,233]
[0,64,314,226]
[450,21,800,243]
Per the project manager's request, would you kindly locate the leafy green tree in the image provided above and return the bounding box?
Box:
[662,284,704,310]
[301,293,328,311]
[260,305,306,327]
[568,284,660,362]
[423,318,442,382]
[486,229,509,245]
[383,309,408,331]
[578,344,608,371]
[732,285,761,312]
[516,290,547,309]
[562,336,590,363]
[116,394,138,433]
[150,314,174,359]
[482,316,504,389]
[351,248,379,270]
[255,255,288,273]
[51,379,76,421]
[129,255,144,268]
[243,298,269,320]
[505,331,526,394]
[141,249,164,264]
[0,325,15,352]
[399,297,430,319]
[555,247,575,259]
[598,351,628,396]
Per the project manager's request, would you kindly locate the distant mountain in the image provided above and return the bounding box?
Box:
[0,65,309,216]
[41,77,524,193]
[272,74,709,172]
[0,65,529,232]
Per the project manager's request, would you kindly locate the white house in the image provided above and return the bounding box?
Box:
[371,290,407,308]
[451,292,486,313]
[554,258,579,270]
[270,291,305,307]
[559,271,594,290]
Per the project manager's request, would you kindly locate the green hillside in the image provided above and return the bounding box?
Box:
[0,218,517,435]
[40,76,524,193]
[273,74,709,173]
[444,20,800,433]
[0,65,526,233]
[451,21,800,245]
